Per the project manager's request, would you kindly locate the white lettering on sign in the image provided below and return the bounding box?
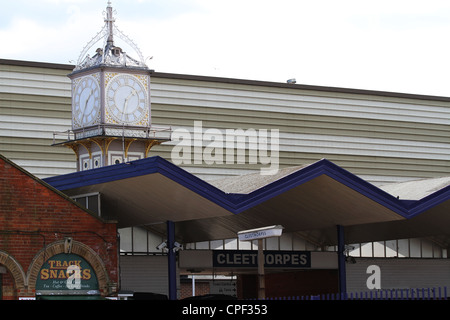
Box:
[216,252,259,265]
[214,251,311,268]
[238,229,283,241]
[241,231,267,240]
[264,253,309,265]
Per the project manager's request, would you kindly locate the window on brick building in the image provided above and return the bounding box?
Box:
[72,193,101,216]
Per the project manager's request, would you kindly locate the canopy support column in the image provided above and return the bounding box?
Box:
[167,220,177,300]
[337,225,347,296]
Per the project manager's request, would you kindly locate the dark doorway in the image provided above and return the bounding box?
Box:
[237,270,338,299]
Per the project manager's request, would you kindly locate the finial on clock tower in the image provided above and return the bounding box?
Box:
[74,0,148,71]
[105,1,115,47]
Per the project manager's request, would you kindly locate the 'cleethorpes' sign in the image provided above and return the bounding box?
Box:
[213,250,311,268]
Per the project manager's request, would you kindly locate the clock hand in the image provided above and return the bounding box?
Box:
[87,91,94,104]
[82,90,94,120]
[122,90,137,122]
[126,89,137,103]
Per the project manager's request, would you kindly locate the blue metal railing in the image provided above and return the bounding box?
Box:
[258,287,448,300]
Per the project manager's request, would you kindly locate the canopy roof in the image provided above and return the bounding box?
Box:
[44,156,450,247]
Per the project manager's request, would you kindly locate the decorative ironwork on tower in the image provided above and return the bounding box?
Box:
[75,1,148,71]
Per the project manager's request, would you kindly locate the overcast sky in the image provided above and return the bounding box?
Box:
[3,0,450,97]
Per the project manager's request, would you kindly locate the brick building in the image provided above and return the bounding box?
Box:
[0,154,118,300]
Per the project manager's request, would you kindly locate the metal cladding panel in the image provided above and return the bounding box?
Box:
[119,255,177,297]
[0,62,74,178]
[0,65,71,98]
[149,75,450,184]
[1,59,450,184]
[346,257,450,296]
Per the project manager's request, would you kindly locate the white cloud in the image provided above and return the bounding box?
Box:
[3,0,450,96]
[41,0,91,3]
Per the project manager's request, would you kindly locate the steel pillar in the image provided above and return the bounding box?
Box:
[167,220,177,300]
[337,225,347,295]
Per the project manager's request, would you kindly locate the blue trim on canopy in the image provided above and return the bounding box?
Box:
[407,184,450,217]
[44,156,449,219]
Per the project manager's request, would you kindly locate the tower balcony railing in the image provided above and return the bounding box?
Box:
[52,124,173,145]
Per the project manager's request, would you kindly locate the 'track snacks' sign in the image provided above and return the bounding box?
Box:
[36,253,99,294]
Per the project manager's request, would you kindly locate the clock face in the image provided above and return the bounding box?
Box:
[73,76,100,128]
[106,74,149,125]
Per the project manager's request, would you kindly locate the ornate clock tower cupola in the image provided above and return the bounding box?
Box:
[58,1,170,171]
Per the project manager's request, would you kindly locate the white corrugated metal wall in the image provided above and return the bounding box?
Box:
[1,60,449,184]
[149,75,450,185]
[346,258,450,297]
[0,62,75,178]
[119,255,179,298]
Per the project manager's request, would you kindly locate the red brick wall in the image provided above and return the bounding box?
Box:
[180,281,210,299]
[0,156,118,299]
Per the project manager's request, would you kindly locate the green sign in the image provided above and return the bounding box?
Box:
[36,253,99,294]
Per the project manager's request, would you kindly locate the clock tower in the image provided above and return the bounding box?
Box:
[59,1,170,171]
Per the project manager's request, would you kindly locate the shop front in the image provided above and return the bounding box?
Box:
[179,250,339,299]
